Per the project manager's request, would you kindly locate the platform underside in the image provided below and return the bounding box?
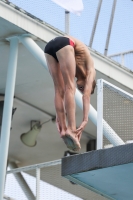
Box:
[62,143,133,200]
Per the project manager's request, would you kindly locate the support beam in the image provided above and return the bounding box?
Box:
[9,162,35,200]
[89,0,102,47]
[19,35,48,70]
[36,168,40,200]
[104,0,117,56]
[0,37,18,200]
[97,79,103,149]
[19,36,124,147]
[65,10,70,34]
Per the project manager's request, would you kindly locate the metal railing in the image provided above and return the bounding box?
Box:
[108,50,133,66]
[97,79,133,149]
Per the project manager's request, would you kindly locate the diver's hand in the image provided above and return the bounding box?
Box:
[74,120,88,136]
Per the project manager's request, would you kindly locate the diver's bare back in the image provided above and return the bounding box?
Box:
[64,35,95,80]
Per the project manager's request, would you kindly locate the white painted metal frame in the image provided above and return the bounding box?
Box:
[103,79,133,99]
[0,37,19,200]
[36,168,40,200]
[97,79,133,150]
[7,159,61,175]
[97,79,103,149]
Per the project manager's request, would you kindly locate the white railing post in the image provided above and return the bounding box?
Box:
[36,168,40,200]
[0,37,18,200]
[97,79,103,149]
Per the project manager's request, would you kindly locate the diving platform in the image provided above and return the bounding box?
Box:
[62,143,133,200]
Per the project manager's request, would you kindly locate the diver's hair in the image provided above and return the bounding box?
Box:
[91,80,96,94]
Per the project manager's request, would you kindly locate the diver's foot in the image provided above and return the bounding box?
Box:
[63,130,81,151]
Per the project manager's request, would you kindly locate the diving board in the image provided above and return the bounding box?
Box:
[62,143,133,200]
